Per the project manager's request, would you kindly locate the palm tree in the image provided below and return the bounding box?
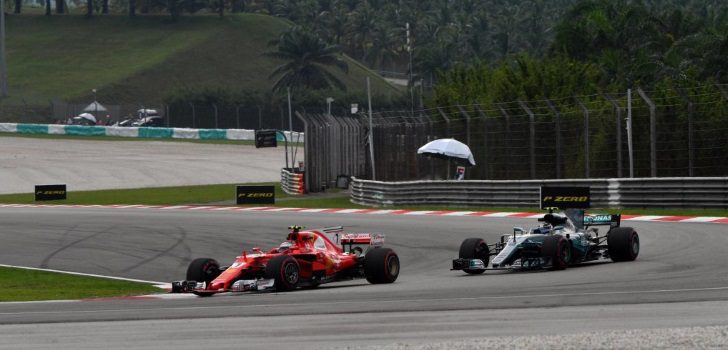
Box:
[268,27,349,94]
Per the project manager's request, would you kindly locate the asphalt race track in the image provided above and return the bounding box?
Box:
[1,207,727,349]
[0,137,291,194]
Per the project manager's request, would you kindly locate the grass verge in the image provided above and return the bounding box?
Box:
[0,183,287,205]
[0,267,161,302]
[0,183,726,217]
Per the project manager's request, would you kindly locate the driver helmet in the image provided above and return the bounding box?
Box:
[279,241,293,252]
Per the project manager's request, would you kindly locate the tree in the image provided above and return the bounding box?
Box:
[268,26,349,94]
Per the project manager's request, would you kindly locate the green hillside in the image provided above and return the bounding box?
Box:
[3,14,397,111]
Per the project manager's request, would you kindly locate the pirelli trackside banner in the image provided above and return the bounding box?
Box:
[35,184,67,201]
[236,185,275,205]
[540,186,590,209]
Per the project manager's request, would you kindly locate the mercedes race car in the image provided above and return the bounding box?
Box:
[452,207,639,274]
[452,186,639,274]
[172,225,399,296]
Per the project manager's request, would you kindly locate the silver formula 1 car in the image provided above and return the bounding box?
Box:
[452,208,639,274]
[452,185,640,274]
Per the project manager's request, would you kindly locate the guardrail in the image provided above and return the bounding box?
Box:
[281,168,305,195]
[350,177,728,208]
[0,123,302,142]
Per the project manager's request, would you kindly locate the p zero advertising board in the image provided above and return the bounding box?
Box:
[35,184,67,201]
[540,186,590,209]
[236,185,275,205]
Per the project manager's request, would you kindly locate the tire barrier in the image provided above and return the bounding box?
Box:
[350,177,728,209]
[281,168,305,195]
[0,123,302,142]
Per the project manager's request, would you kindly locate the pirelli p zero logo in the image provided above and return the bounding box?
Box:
[236,185,275,205]
[35,184,67,201]
[540,186,590,209]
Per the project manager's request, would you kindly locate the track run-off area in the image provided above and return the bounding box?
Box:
[1,206,727,349]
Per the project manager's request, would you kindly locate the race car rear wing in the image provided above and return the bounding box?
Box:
[315,226,385,254]
[583,213,621,228]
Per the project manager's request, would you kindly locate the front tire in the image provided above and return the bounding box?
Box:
[364,248,400,284]
[265,255,300,291]
[608,227,640,262]
[186,258,221,283]
[542,236,571,270]
[459,238,489,274]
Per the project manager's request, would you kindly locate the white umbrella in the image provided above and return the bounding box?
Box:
[75,113,97,123]
[417,138,476,166]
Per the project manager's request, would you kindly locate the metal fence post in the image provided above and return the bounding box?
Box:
[498,104,511,179]
[235,105,241,129]
[601,93,623,178]
[212,103,218,129]
[545,99,562,179]
[474,104,489,179]
[437,107,451,138]
[190,103,196,128]
[295,111,310,193]
[574,96,590,178]
[636,87,657,177]
[456,105,471,146]
[518,100,536,179]
[675,87,694,177]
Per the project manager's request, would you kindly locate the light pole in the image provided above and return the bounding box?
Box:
[406,22,414,115]
[0,0,8,98]
[92,89,98,123]
[326,97,334,116]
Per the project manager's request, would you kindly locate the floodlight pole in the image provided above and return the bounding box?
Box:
[627,89,634,178]
[367,77,376,180]
[93,88,98,122]
[287,87,293,169]
[0,0,8,98]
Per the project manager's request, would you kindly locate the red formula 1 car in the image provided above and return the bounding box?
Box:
[171,226,400,296]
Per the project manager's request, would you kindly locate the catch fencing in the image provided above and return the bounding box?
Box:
[297,84,728,193]
[350,177,728,209]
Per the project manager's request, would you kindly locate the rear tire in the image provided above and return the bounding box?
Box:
[265,255,300,291]
[186,258,221,283]
[365,248,400,284]
[608,227,640,262]
[542,236,571,270]
[458,238,489,274]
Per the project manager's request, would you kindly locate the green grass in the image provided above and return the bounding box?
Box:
[0,183,288,205]
[2,14,398,110]
[0,267,161,302]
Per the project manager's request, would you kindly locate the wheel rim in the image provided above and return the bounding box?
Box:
[631,234,640,256]
[283,262,299,284]
[560,240,571,265]
[387,255,400,277]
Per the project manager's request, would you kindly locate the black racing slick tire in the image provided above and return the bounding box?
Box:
[364,248,400,284]
[186,258,221,283]
[458,238,489,274]
[608,227,640,262]
[542,236,571,270]
[265,255,300,291]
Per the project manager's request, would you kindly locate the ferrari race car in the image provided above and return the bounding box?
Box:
[172,225,400,296]
[452,207,640,274]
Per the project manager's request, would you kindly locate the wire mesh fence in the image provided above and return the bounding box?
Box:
[298,84,728,192]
